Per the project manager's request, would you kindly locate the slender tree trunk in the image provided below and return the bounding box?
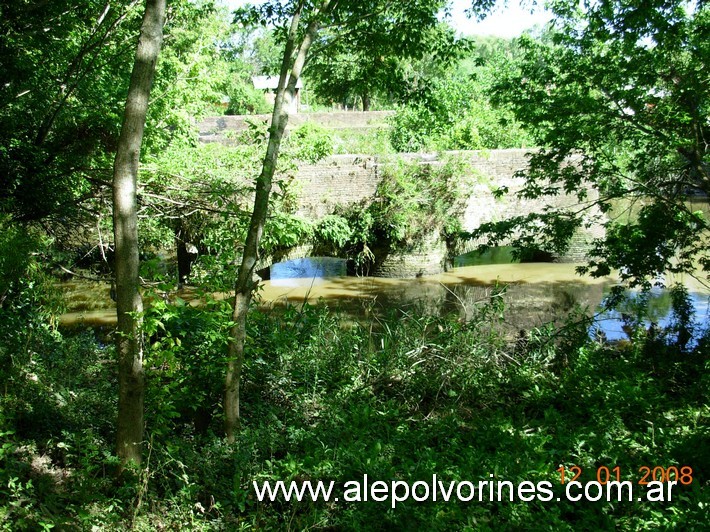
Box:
[362,91,370,112]
[224,1,330,443]
[112,0,166,467]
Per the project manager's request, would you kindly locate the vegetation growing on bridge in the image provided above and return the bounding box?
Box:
[0,0,707,528]
[311,155,473,272]
[480,0,709,289]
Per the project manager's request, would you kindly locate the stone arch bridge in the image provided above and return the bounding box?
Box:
[247,149,604,278]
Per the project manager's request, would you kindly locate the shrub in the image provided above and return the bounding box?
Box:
[287,122,334,163]
[314,215,353,249]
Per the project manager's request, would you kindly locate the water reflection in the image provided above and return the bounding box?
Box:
[453,247,517,267]
[259,263,611,331]
[594,288,710,342]
[270,257,347,286]
[58,257,709,343]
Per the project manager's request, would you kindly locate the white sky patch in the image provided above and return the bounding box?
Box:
[445,0,552,37]
[219,0,553,38]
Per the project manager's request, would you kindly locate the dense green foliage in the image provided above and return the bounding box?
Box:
[480,0,709,287]
[0,0,139,222]
[2,287,708,528]
[308,156,471,272]
[1,0,708,529]
[285,122,334,163]
[0,0,228,228]
[306,22,464,111]
[217,28,284,115]
[140,119,336,291]
[389,38,533,152]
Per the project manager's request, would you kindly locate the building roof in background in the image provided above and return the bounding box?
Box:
[252,75,303,90]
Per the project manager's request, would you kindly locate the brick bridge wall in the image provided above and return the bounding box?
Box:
[199,111,393,143]
[197,115,604,277]
[281,151,604,276]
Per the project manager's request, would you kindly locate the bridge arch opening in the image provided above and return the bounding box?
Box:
[452,246,555,268]
[258,256,349,283]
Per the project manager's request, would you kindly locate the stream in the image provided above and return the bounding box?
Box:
[59,252,710,342]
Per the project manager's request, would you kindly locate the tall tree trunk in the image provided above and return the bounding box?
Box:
[112,0,166,467]
[224,1,330,443]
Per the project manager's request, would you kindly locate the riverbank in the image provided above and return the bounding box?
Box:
[4,295,708,529]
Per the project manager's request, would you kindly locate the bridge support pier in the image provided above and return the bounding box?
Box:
[371,231,447,278]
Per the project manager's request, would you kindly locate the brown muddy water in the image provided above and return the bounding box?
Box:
[58,256,710,341]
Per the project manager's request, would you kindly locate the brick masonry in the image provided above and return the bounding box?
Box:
[197,116,605,277]
[283,151,605,276]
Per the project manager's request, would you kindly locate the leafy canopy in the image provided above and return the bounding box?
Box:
[305,21,465,110]
[485,0,709,287]
[389,36,533,152]
[0,0,232,227]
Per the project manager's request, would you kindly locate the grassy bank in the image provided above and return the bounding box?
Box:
[1,293,708,530]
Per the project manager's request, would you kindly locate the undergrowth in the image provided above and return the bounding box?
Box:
[0,289,708,530]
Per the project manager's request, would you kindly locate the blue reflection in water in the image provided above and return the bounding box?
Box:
[270,257,347,286]
[270,258,710,345]
[592,288,710,344]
